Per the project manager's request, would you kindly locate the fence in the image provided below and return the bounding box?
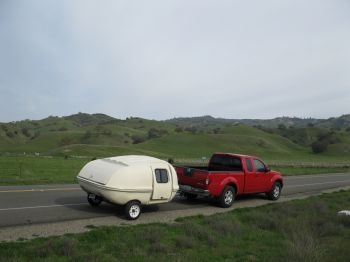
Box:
[173,158,350,168]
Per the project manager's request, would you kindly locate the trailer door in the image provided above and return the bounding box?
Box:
[151,167,172,200]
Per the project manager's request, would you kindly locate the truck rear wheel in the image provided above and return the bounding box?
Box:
[125,201,141,220]
[219,186,235,208]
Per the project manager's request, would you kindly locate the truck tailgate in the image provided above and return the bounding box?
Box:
[175,166,209,189]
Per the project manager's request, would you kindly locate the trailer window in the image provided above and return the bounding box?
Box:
[155,169,169,183]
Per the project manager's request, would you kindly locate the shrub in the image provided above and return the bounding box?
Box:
[6,131,14,138]
[212,127,221,134]
[174,126,183,133]
[21,127,31,137]
[131,135,146,144]
[311,140,328,153]
[59,137,74,146]
[148,128,168,139]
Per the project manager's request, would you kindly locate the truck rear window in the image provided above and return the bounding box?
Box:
[209,155,242,171]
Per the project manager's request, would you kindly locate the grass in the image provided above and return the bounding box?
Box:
[0,155,349,186]
[272,166,350,176]
[0,156,89,185]
[0,190,349,261]
[0,155,349,185]
[134,127,309,160]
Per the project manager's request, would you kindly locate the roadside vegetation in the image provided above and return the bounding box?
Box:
[0,190,349,261]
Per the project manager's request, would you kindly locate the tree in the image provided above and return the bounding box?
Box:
[148,128,168,139]
[81,130,93,143]
[131,135,146,144]
[213,127,221,134]
[311,131,340,154]
[311,140,328,154]
[174,126,183,133]
[21,127,31,137]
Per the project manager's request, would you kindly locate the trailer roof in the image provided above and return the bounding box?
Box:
[103,155,166,166]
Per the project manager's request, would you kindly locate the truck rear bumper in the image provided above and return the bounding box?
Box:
[179,184,210,196]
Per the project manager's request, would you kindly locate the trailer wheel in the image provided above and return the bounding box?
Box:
[267,182,281,200]
[87,193,102,206]
[218,186,235,208]
[125,201,141,220]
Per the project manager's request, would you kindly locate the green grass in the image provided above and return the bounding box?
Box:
[134,125,310,160]
[1,190,349,261]
[271,165,350,176]
[0,155,349,185]
[0,156,89,185]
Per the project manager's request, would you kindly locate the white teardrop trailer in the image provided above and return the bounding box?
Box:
[77,155,179,220]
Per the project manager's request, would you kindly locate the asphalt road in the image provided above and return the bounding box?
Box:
[1,173,350,229]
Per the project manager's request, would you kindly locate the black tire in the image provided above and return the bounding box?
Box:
[218,186,235,208]
[87,193,102,206]
[185,193,198,200]
[125,201,141,220]
[267,182,281,200]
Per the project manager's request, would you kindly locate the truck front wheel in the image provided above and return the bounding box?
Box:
[219,186,235,208]
[125,201,141,220]
[267,182,282,200]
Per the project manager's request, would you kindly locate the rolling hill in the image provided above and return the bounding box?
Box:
[1,113,350,161]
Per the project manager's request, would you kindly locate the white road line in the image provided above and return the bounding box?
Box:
[286,180,350,188]
[0,203,87,212]
[0,188,80,193]
[285,174,350,179]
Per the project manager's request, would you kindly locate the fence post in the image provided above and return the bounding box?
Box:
[19,161,22,178]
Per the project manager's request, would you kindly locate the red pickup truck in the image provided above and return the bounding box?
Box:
[175,153,283,207]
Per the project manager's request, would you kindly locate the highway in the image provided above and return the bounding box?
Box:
[1,173,350,228]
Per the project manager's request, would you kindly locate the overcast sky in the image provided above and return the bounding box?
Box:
[1,0,349,122]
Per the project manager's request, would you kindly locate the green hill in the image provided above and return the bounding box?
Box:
[1,113,350,185]
[1,113,350,162]
[166,114,350,129]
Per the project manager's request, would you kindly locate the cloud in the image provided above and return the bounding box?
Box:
[0,0,349,121]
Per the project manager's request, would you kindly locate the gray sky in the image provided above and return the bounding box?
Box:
[1,0,350,122]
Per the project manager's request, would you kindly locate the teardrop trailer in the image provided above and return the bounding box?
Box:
[77,155,179,220]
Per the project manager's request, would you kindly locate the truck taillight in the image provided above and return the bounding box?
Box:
[206,178,210,185]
